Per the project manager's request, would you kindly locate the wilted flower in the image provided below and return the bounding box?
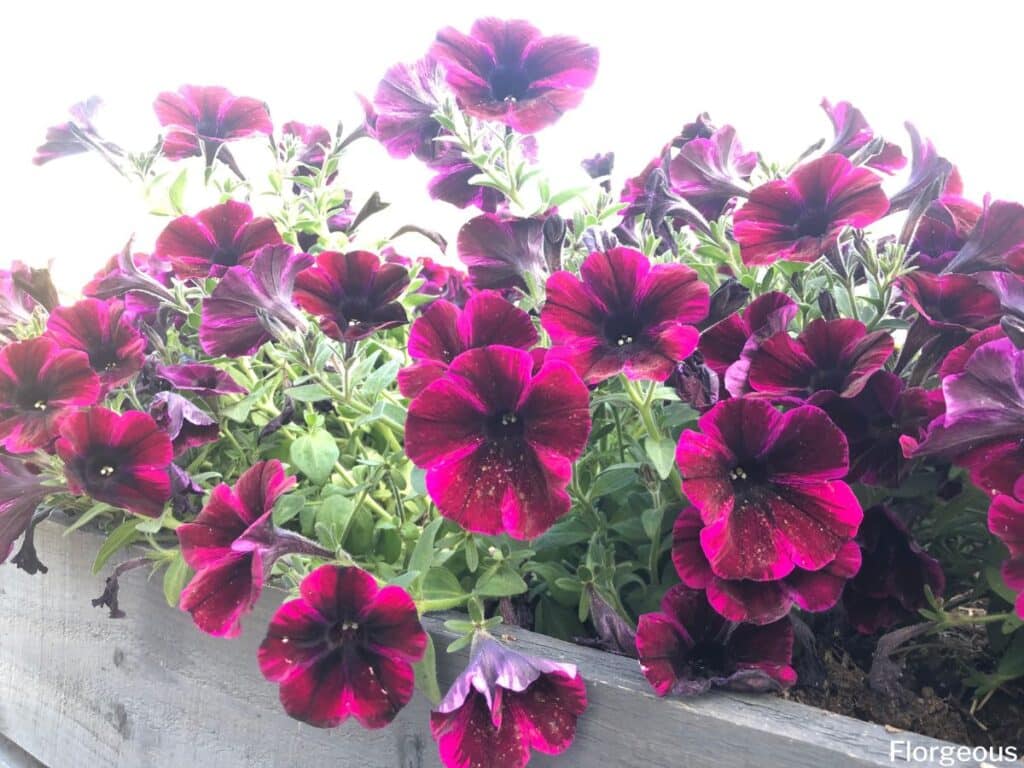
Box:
[368,57,447,161]
[46,298,146,389]
[820,99,906,174]
[153,85,272,164]
[666,352,720,411]
[0,455,59,565]
[149,392,219,456]
[155,363,247,397]
[258,565,426,728]
[457,214,547,293]
[989,483,1024,620]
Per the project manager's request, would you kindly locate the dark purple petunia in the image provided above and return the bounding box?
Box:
[888,123,961,214]
[33,96,117,166]
[541,247,709,385]
[430,632,587,768]
[45,298,146,389]
[0,336,100,454]
[939,326,1007,379]
[199,245,313,357]
[672,507,861,625]
[82,245,176,312]
[155,363,247,397]
[820,99,906,174]
[457,214,547,293]
[667,125,758,220]
[369,57,447,161]
[293,250,409,344]
[398,291,537,398]
[910,196,982,272]
[153,85,272,163]
[676,397,862,581]
[897,271,1001,331]
[416,257,471,306]
[989,483,1024,620]
[149,392,219,456]
[430,18,598,134]
[740,318,894,403]
[842,506,946,634]
[56,407,172,517]
[258,564,427,728]
[942,199,1024,275]
[427,143,504,212]
[405,346,590,539]
[636,584,797,696]
[0,455,59,564]
[155,200,283,280]
[734,154,889,266]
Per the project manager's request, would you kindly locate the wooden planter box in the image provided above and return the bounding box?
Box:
[0,522,982,768]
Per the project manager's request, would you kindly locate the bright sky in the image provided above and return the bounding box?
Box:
[4,1,1021,295]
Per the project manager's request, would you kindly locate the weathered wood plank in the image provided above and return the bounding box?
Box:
[0,522,979,767]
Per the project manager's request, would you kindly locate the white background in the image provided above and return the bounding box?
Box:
[2,0,1021,294]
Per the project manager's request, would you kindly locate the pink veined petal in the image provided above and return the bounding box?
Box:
[178,553,257,638]
[361,585,428,662]
[425,444,511,535]
[177,484,247,569]
[405,377,487,467]
[770,481,863,572]
[507,671,587,755]
[301,564,380,623]
[541,270,607,343]
[257,597,329,681]
[635,613,686,696]
[430,690,531,768]
[499,445,573,540]
[519,360,590,459]
[342,649,417,729]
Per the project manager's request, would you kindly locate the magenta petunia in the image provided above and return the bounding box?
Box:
[667,125,758,219]
[457,214,547,294]
[0,454,59,565]
[672,507,861,625]
[734,154,889,266]
[820,99,906,174]
[541,247,709,385]
[258,564,427,728]
[55,407,172,517]
[415,257,471,307]
[427,143,504,213]
[954,437,1023,498]
[369,57,447,161]
[740,318,894,403]
[0,336,100,454]
[293,250,409,344]
[45,298,146,389]
[430,632,587,768]
[33,96,109,166]
[888,123,961,213]
[154,85,272,163]
[676,397,862,581]
[911,196,982,272]
[155,363,247,397]
[149,392,219,456]
[155,200,283,279]
[943,199,1024,275]
[398,291,537,398]
[82,246,176,314]
[989,484,1024,620]
[636,584,796,696]
[430,18,598,134]
[842,506,946,634]
[897,271,1001,331]
[405,346,590,539]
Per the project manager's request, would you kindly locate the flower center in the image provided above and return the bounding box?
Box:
[809,366,846,393]
[84,452,122,485]
[603,314,643,349]
[728,461,768,491]
[210,247,241,267]
[328,619,360,647]
[688,640,728,677]
[794,207,831,238]
[88,346,120,372]
[33,400,47,411]
[489,66,529,102]
[485,410,525,443]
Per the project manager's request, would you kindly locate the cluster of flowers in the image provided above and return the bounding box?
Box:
[6,14,1022,768]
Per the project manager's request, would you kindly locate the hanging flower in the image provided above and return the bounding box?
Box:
[148,392,219,456]
[667,125,758,219]
[676,397,862,581]
[154,200,282,280]
[897,271,1001,331]
[45,298,146,389]
[369,57,447,161]
[0,336,100,454]
[636,584,796,696]
[399,291,537,398]
[888,123,960,213]
[541,247,709,385]
[293,250,409,344]
[153,85,272,163]
[733,154,889,266]
[55,407,172,517]
[0,455,59,565]
[820,99,906,174]
[427,143,504,212]
[405,346,590,539]
[989,484,1024,620]
[33,96,112,166]
[430,632,588,768]
[457,214,547,293]
[430,18,598,133]
[258,565,427,728]
[155,363,247,397]
[281,121,332,180]
[910,196,982,272]
[942,199,1024,275]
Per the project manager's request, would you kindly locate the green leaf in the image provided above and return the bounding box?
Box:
[223,374,280,423]
[641,507,665,541]
[290,429,339,484]
[92,519,141,574]
[63,501,116,534]
[168,168,188,214]
[409,517,443,576]
[284,383,333,403]
[591,465,639,498]
[419,568,469,611]
[162,551,190,607]
[413,633,442,705]
[272,493,306,526]
[475,564,528,598]
[363,360,401,395]
[548,185,591,208]
[644,436,676,480]
[464,535,479,572]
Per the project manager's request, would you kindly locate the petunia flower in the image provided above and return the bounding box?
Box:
[148,391,219,456]
[430,18,598,134]
[897,271,1001,331]
[888,123,960,214]
[414,257,471,307]
[199,245,313,357]
[842,506,946,634]
[177,460,330,637]
[258,564,427,728]
[667,125,758,220]
[55,407,172,517]
[430,632,588,768]
[398,291,537,398]
[153,85,272,164]
[427,143,504,212]
[405,345,590,539]
[820,99,906,174]
[82,243,177,309]
[676,397,862,581]
[910,196,982,272]
[0,336,100,454]
[155,363,247,397]
[672,507,861,625]
[369,57,448,161]
[636,584,797,696]
[0,454,60,565]
[154,200,282,280]
[45,298,146,389]
[733,154,889,266]
[739,318,894,403]
[541,247,709,385]
[457,214,547,294]
[942,199,1024,275]
[281,121,332,173]
[989,482,1024,620]
[33,96,120,166]
[293,250,409,344]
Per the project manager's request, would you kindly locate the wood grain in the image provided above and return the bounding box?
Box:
[0,522,979,767]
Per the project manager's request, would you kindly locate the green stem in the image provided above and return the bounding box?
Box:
[626,379,662,441]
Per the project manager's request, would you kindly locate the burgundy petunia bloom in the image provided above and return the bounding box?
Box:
[888,123,960,214]
[897,271,1001,331]
[399,291,537,398]
[842,506,945,634]
[457,214,547,294]
[33,96,119,166]
[405,346,590,539]
[672,507,861,625]
[667,125,758,220]
[369,57,447,161]
[45,298,145,389]
[416,257,471,306]
[734,154,889,266]
[56,407,172,517]
[427,143,504,212]
[199,245,313,357]
[676,397,862,581]
[82,245,176,311]
[149,391,219,456]
[155,200,283,279]
[0,336,100,454]
[281,121,331,172]
[942,199,1024,275]
[293,250,409,344]
[820,99,906,174]
[430,18,598,134]
[155,363,247,397]
[430,632,587,768]
[258,565,427,728]
[740,318,894,403]
[911,196,982,272]
[542,247,709,385]
[154,85,272,162]
[989,483,1024,619]
[636,584,797,696]
[0,455,59,564]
